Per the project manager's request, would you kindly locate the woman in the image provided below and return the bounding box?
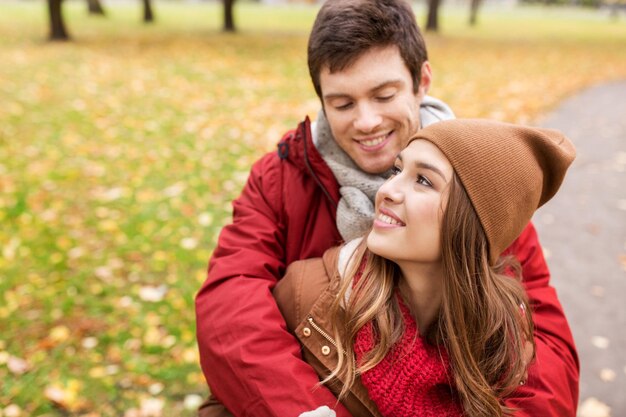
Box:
[274,119,576,417]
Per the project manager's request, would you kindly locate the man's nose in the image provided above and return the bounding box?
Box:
[353,103,382,133]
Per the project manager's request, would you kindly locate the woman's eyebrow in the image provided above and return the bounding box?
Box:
[414,161,447,182]
[397,153,447,181]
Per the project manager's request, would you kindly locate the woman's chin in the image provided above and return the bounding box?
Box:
[366,232,390,259]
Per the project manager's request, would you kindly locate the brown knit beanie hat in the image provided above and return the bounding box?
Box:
[411,119,576,264]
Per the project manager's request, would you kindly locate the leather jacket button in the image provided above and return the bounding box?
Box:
[302,327,312,337]
[321,345,331,356]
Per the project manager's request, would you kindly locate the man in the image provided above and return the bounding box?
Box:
[195,1,579,416]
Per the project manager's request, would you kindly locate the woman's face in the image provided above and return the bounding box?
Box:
[367,139,453,266]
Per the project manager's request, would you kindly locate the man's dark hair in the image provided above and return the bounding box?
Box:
[307,0,428,99]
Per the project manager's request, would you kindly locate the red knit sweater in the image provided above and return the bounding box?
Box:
[354,293,464,417]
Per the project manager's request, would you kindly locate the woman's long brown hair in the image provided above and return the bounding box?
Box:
[324,173,535,417]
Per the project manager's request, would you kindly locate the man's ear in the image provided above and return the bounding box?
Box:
[418,61,432,97]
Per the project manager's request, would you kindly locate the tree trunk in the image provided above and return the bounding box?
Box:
[143,0,154,23]
[223,0,235,32]
[48,0,70,41]
[87,0,105,15]
[469,0,481,26]
[425,0,440,32]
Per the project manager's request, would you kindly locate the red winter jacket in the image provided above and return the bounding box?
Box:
[195,117,579,417]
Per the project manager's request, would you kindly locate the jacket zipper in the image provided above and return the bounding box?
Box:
[307,316,346,355]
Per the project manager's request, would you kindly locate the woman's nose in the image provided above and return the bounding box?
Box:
[378,176,404,204]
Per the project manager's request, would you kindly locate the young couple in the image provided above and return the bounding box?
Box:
[195,0,580,416]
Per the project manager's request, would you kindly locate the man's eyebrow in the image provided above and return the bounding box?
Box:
[370,79,404,93]
[323,92,351,101]
[323,79,404,101]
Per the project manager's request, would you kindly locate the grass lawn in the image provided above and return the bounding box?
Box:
[1,1,625,415]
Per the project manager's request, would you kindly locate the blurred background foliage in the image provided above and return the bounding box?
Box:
[1,1,626,416]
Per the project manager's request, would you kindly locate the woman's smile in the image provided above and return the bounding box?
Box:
[373,207,405,228]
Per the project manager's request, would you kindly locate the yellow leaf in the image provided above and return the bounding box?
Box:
[49,325,70,343]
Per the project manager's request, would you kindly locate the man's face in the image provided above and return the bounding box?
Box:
[319,45,431,174]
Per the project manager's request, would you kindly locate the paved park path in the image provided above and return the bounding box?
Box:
[532,80,626,417]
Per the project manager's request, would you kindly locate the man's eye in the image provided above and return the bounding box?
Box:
[417,175,432,187]
[335,102,353,111]
[377,94,395,102]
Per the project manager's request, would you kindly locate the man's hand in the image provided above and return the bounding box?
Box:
[299,406,337,417]
[520,338,534,385]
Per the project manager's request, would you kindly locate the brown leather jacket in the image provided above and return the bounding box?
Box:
[199,247,381,417]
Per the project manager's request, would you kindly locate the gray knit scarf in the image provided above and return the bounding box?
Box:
[312,96,455,242]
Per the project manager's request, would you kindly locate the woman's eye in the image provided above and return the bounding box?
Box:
[417,175,432,187]
[390,166,401,176]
